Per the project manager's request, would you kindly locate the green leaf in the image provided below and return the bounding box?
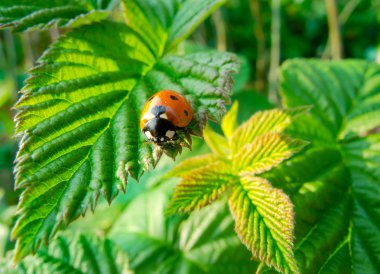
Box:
[221,101,239,138]
[109,182,258,273]
[230,107,309,156]
[342,135,380,272]
[0,0,110,31]
[280,59,380,273]
[233,133,307,175]
[1,233,132,274]
[12,0,238,261]
[228,176,298,274]
[166,162,235,215]
[167,105,308,273]
[294,196,351,274]
[281,59,380,139]
[123,0,227,53]
[166,0,226,51]
[40,234,132,274]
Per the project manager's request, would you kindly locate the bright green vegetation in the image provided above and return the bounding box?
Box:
[11,0,238,262]
[0,0,379,273]
[167,106,308,273]
[278,60,380,273]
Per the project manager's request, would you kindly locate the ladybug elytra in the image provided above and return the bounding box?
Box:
[140,90,193,144]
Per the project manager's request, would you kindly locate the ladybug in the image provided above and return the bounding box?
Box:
[140,90,193,144]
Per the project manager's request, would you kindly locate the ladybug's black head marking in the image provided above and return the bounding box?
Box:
[143,117,177,144]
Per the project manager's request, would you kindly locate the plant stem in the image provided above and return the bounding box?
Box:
[212,9,226,52]
[21,33,34,69]
[322,0,359,58]
[268,0,281,104]
[249,0,267,93]
[326,0,342,59]
[3,30,18,95]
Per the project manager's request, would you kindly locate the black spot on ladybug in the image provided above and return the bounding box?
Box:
[184,110,189,116]
[151,105,166,116]
[170,95,178,100]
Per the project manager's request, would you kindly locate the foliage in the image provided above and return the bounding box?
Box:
[1,0,380,273]
[0,0,116,31]
[0,233,132,274]
[270,59,380,273]
[166,104,308,273]
[108,181,258,274]
[10,0,238,262]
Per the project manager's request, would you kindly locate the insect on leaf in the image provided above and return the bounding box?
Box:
[12,0,238,261]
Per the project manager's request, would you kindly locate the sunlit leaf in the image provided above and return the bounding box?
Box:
[281,59,380,139]
[167,105,307,273]
[230,107,309,156]
[233,133,307,175]
[12,0,237,261]
[123,0,227,53]
[203,125,229,157]
[221,101,239,138]
[166,162,235,215]
[229,176,298,274]
[280,59,380,273]
[0,0,111,31]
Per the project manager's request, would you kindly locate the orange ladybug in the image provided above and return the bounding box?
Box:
[140,90,193,144]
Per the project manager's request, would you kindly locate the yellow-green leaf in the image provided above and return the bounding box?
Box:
[228,175,298,274]
[230,107,309,156]
[0,0,110,32]
[221,101,239,138]
[203,125,229,157]
[166,162,236,215]
[233,133,308,175]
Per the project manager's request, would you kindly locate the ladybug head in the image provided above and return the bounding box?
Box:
[143,117,178,144]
